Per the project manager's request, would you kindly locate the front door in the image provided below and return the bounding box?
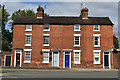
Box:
[5,56,11,66]
[65,52,70,67]
[16,53,20,67]
[104,52,109,69]
[53,52,59,67]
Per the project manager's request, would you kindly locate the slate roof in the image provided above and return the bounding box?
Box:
[13,16,114,25]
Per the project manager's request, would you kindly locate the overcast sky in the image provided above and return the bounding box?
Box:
[2,1,119,36]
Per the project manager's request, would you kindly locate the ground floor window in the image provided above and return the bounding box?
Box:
[42,52,49,63]
[93,50,101,64]
[73,50,81,64]
[24,51,31,63]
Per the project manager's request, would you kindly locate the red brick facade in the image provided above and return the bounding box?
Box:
[10,6,117,69]
[11,24,115,69]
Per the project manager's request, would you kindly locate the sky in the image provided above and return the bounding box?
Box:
[1,1,119,37]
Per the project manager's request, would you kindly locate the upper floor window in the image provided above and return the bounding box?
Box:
[93,50,101,64]
[93,34,100,47]
[26,25,32,31]
[74,34,81,47]
[73,50,81,64]
[43,34,50,46]
[74,24,80,31]
[94,25,100,31]
[25,34,32,46]
[44,24,50,31]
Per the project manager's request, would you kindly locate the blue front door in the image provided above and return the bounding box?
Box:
[65,53,70,67]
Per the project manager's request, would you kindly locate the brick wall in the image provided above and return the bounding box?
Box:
[12,24,113,68]
[113,53,120,69]
[1,51,12,67]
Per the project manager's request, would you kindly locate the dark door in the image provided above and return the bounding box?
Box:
[104,53,109,69]
[5,56,11,66]
[65,53,70,67]
[16,53,20,67]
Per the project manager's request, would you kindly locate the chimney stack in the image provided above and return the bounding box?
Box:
[37,5,44,19]
[80,7,88,19]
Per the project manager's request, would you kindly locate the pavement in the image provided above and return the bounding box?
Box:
[0,68,119,78]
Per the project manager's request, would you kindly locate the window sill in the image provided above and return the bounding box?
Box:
[25,44,31,46]
[42,61,49,64]
[94,30,100,32]
[25,29,32,31]
[43,30,50,31]
[93,62,101,64]
[43,44,49,46]
[24,61,31,63]
[74,62,81,64]
[74,45,80,47]
[74,30,81,32]
[94,45,100,47]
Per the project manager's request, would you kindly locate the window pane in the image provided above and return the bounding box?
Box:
[44,24,50,30]
[94,52,99,56]
[43,52,49,62]
[26,25,32,29]
[74,52,80,62]
[24,51,31,61]
[94,52,100,63]
[95,57,99,61]
[75,36,79,45]
[94,37,99,45]
[44,36,49,44]
[94,25,99,30]
[25,35,31,44]
[75,25,80,30]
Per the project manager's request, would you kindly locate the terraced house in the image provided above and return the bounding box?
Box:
[11,5,114,69]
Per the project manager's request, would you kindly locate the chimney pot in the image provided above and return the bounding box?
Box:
[37,5,44,19]
[80,7,88,19]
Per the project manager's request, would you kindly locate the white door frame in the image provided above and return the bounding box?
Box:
[63,51,71,68]
[52,52,59,67]
[4,55,12,66]
[103,51,111,69]
[14,50,22,67]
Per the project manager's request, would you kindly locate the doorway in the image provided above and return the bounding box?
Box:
[64,52,71,68]
[52,52,59,67]
[103,52,111,69]
[16,53,20,67]
[14,50,22,67]
[5,55,12,66]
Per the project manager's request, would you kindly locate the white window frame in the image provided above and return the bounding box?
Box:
[43,24,50,31]
[74,24,80,31]
[94,25,100,32]
[24,49,32,63]
[73,50,81,64]
[43,34,50,46]
[93,34,101,47]
[25,25,32,31]
[93,50,101,64]
[42,49,50,63]
[25,34,32,46]
[74,34,81,47]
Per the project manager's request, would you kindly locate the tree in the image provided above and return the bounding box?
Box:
[8,9,36,49]
[2,5,11,51]
[2,8,36,51]
[113,35,119,49]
